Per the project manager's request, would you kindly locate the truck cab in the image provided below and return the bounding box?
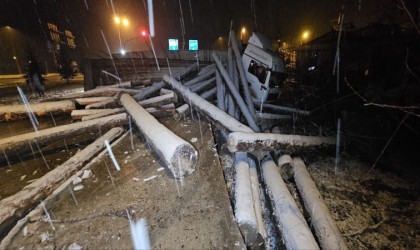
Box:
[242,32,285,103]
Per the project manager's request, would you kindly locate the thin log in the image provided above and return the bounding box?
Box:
[131,79,151,88]
[230,30,256,118]
[184,67,215,86]
[120,94,197,178]
[75,97,111,106]
[200,87,217,100]
[254,102,310,116]
[0,113,127,160]
[227,132,336,153]
[197,64,215,76]
[293,157,347,249]
[159,88,174,95]
[139,92,178,108]
[0,100,75,122]
[71,109,118,120]
[0,127,125,235]
[81,108,125,121]
[62,87,141,99]
[216,70,226,111]
[189,76,216,93]
[146,104,175,118]
[256,113,292,125]
[96,81,131,88]
[163,74,253,133]
[261,156,319,249]
[85,95,119,109]
[173,104,190,121]
[212,52,260,132]
[133,63,199,101]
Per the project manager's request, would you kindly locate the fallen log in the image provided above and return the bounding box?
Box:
[261,156,319,249]
[0,113,128,160]
[227,132,336,153]
[234,153,259,246]
[189,76,216,93]
[146,105,175,118]
[184,67,215,86]
[81,108,125,121]
[277,154,294,180]
[120,94,197,178]
[0,131,129,248]
[0,127,125,236]
[96,81,131,88]
[200,86,217,100]
[159,88,174,95]
[133,63,199,101]
[0,100,75,122]
[139,92,178,108]
[253,102,310,116]
[62,87,141,99]
[131,79,151,88]
[163,74,253,133]
[173,104,190,121]
[85,92,122,109]
[71,109,118,120]
[256,113,292,125]
[293,157,347,249]
[75,97,111,106]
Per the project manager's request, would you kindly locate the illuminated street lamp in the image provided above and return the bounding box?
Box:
[13,56,22,74]
[240,27,246,41]
[301,30,310,45]
[114,15,129,52]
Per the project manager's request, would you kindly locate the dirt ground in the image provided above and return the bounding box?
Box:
[6,116,246,249]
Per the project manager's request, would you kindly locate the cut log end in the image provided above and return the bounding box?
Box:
[170,144,198,178]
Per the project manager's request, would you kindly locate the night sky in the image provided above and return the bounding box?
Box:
[0,0,404,72]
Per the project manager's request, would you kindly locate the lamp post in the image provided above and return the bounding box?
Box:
[114,16,129,52]
[13,56,21,74]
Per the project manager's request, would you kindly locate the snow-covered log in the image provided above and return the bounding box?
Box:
[163,74,253,133]
[261,156,319,249]
[71,109,118,120]
[138,92,178,108]
[234,153,259,246]
[145,104,175,118]
[173,104,190,121]
[216,70,226,111]
[133,63,199,101]
[62,87,141,99]
[277,154,294,180]
[227,132,335,153]
[184,67,215,87]
[81,108,125,121]
[200,87,217,100]
[131,79,151,88]
[0,127,125,235]
[85,95,119,109]
[212,52,260,132]
[96,81,132,88]
[0,113,127,160]
[254,102,310,116]
[75,97,111,106]
[189,76,216,93]
[0,100,75,121]
[159,88,174,95]
[197,63,215,76]
[293,157,347,249]
[120,94,197,178]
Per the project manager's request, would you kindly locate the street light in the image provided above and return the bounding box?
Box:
[13,56,21,74]
[114,15,129,52]
[301,30,310,45]
[241,27,246,42]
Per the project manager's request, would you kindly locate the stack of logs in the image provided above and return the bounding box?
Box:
[0,31,346,249]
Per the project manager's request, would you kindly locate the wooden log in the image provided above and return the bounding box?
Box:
[133,63,199,101]
[261,156,319,249]
[293,157,347,249]
[0,100,75,122]
[184,67,215,86]
[81,108,125,121]
[0,132,129,249]
[131,79,151,88]
[96,81,131,88]
[227,132,336,153]
[75,97,111,106]
[85,92,122,109]
[146,105,176,118]
[200,87,217,100]
[138,92,178,108]
[253,102,310,116]
[173,104,190,121]
[163,74,253,133]
[0,113,127,160]
[277,154,294,180]
[256,113,292,125]
[62,87,141,99]
[189,77,216,93]
[120,94,197,178]
[159,88,174,95]
[0,127,125,236]
[71,109,118,120]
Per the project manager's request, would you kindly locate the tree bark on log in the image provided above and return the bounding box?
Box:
[120,94,197,178]
[71,109,118,120]
[0,101,75,122]
[81,108,125,121]
[227,132,336,153]
[62,87,141,99]
[293,157,347,249]
[0,127,125,236]
[0,113,127,160]
[163,74,253,133]
[277,154,294,180]
[75,97,111,106]
[173,104,190,121]
[138,92,178,108]
[261,156,319,249]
